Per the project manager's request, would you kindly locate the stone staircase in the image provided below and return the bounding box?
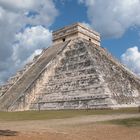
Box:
[0,22,140,111]
[0,41,70,111]
[0,50,45,98]
[29,39,114,110]
[28,39,140,110]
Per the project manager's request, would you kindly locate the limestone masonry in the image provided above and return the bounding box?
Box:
[0,23,140,111]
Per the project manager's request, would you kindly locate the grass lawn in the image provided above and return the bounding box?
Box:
[107,117,140,127]
[0,107,139,121]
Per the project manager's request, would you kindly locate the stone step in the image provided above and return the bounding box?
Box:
[45,74,101,86]
[49,67,98,80]
[34,94,109,104]
[41,84,103,94]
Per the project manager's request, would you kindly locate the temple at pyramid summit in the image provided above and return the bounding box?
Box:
[0,23,140,111]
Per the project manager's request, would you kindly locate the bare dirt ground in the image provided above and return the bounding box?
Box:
[0,113,140,140]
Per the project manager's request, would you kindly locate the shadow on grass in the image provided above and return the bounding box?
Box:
[0,130,18,136]
[107,118,140,127]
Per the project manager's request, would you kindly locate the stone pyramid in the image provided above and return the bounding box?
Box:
[0,23,140,111]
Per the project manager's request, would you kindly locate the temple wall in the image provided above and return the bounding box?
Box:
[52,23,100,46]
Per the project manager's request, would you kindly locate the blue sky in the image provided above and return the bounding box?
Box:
[0,0,140,84]
[51,0,89,30]
[103,28,140,58]
[51,0,140,59]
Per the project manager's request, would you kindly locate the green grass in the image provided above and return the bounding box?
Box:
[0,108,139,121]
[106,117,140,127]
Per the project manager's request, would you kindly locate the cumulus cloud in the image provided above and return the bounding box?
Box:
[0,0,34,11]
[79,0,140,38]
[0,0,58,84]
[0,25,52,84]
[121,47,140,76]
[12,26,52,69]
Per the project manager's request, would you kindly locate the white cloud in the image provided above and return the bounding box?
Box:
[79,0,140,38]
[0,0,34,10]
[24,49,43,65]
[0,0,58,84]
[12,26,52,69]
[121,47,140,76]
[0,26,52,84]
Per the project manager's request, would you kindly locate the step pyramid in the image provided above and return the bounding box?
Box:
[0,23,140,111]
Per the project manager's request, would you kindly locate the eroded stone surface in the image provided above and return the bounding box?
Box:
[0,23,140,111]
